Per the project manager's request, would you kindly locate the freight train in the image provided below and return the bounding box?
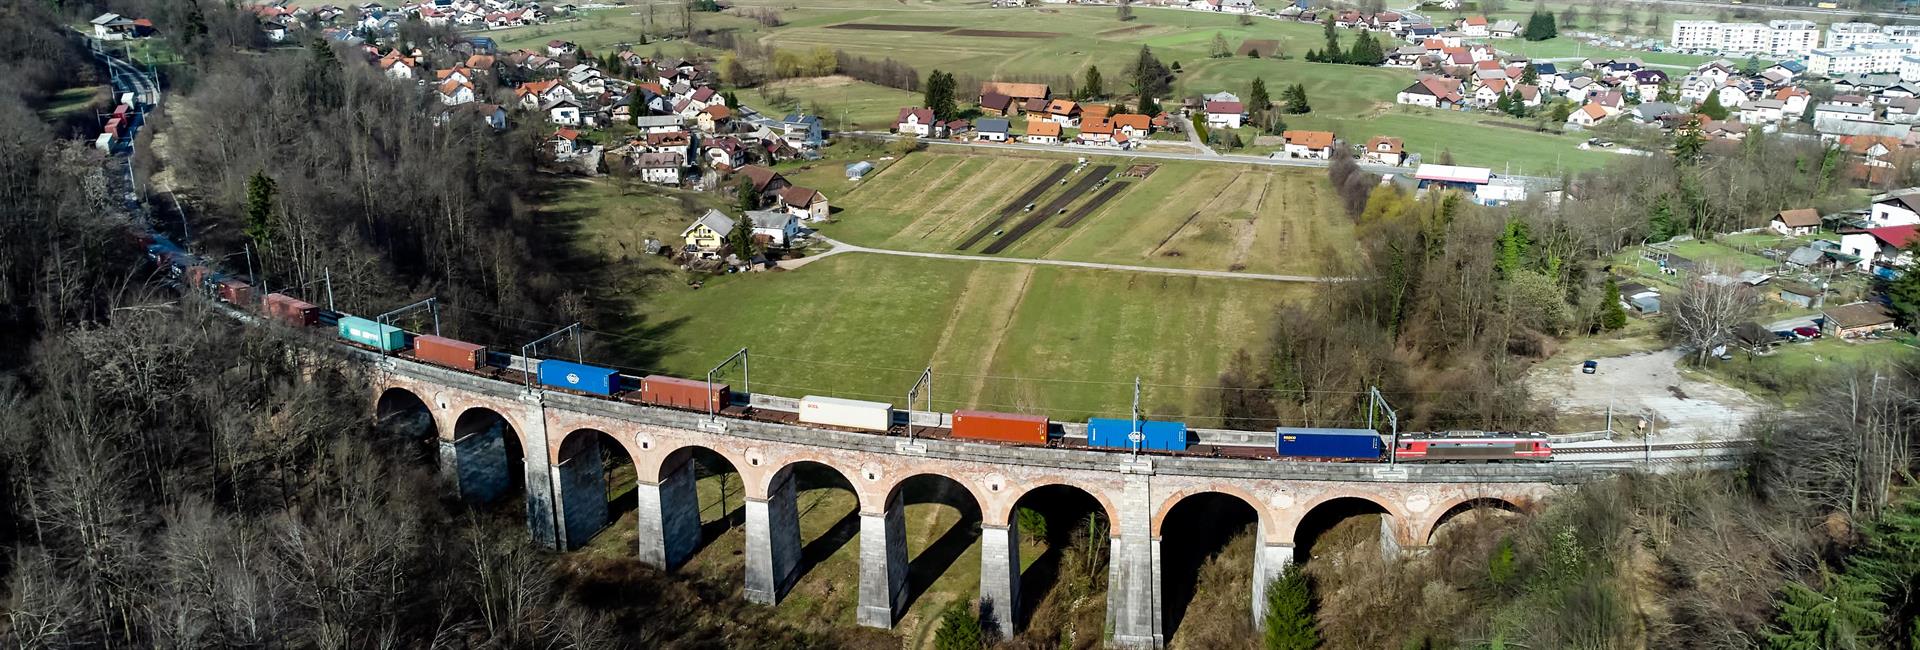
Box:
[138,232,1551,464]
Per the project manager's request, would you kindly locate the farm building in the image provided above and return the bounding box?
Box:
[976,118,1012,142]
[1772,208,1821,236]
[979,82,1051,106]
[780,186,830,222]
[846,161,874,180]
[1823,301,1899,338]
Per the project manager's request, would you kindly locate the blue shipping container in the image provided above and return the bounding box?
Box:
[1276,427,1383,460]
[338,316,407,352]
[538,359,620,396]
[1087,418,1189,451]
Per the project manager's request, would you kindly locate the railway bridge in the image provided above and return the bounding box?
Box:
[372,355,1586,649]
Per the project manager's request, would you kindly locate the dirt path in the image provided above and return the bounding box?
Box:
[798,236,1350,282]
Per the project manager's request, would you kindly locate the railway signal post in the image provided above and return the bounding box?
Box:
[706,348,749,421]
[519,322,583,389]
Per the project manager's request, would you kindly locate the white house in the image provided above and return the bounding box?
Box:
[545,98,583,126]
[437,80,475,106]
[1204,100,1244,129]
[1281,130,1335,159]
[976,118,1011,142]
[90,13,138,40]
[896,107,935,137]
[1871,193,1920,226]
[1739,99,1785,125]
[637,152,684,185]
[1840,225,1919,271]
[746,210,801,247]
[1771,208,1821,236]
[1566,103,1609,128]
[779,186,831,222]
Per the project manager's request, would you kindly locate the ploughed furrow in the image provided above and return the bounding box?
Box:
[1054,179,1130,229]
[957,163,1072,250]
[980,165,1115,254]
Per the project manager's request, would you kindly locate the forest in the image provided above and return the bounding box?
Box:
[7,1,1920,649]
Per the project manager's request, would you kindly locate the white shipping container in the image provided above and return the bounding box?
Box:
[798,395,892,431]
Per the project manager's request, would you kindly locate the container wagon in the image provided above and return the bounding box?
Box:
[338,316,407,352]
[1087,418,1188,451]
[798,395,892,432]
[214,278,253,306]
[183,265,213,290]
[951,410,1048,445]
[414,335,487,370]
[640,375,729,411]
[537,359,620,396]
[262,293,319,327]
[1276,427,1383,460]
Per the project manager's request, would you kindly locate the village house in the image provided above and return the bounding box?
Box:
[1112,113,1152,140]
[1364,136,1405,165]
[779,186,831,222]
[438,79,476,106]
[1078,118,1116,145]
[735,165,792,207]
[979,82,1050,109]
[1839,224,1919,272]
[745,210,801,247]
[1205,100,1244,129]
[696,105,730,133]
[979,92,1016,116]
[1045,99,1082,127]
[544,98,583,126]
[1823,301,1900,338]
[1872,193,1920,226]
[634,114,686,134]
[1740,99,1786,125]
[1771,208,1822,236]
[1025,119,1061,144]
[781,113,825,150]
[976,118,1012,142]
[1566,103,1610,128]
[514,80,574,111]
[1459,15,1490,37]
[1282,130,1336,159]
[379,51,417,79]
[1397,76,1463,108]
[682,210,734,251]
[704,136,749,171]
[90,13,141,40]
[637,152,685,185]
[896,107,936,137]
[549,128,582,160]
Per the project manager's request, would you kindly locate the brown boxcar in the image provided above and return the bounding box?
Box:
[263,293,319,327]
[415,335,487,370]
[951,410,1048,445]
[215,279,253,306]
[641,375,729,411]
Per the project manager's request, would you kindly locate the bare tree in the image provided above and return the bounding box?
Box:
[1666,269,1760,364]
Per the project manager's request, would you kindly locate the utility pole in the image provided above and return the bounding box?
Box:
[519,323,584,389]
[1371,387,1400,466]
[905,366,932,440]
[324,267,335,311]
[378,297,441,336]
[1129,376,1144,459]
[706,348,749,420]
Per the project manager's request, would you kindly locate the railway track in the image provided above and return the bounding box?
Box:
[1553,440,1757,455]
[957,163,1071,250]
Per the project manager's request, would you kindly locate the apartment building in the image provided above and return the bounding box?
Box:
[1670,19,1819,57]
[1827,22,1920,49]
[1811,41,1918,76]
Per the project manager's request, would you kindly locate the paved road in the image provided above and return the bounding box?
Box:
[847,131,1563,185]
[791,236,1351,282]
[1178,113,1216,157]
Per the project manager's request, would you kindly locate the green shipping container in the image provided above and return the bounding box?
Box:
[338,316,407,352]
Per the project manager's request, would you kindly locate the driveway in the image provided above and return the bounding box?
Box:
[1528,348,1762,442]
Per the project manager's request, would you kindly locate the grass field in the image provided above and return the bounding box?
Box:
[741,76,921,131]
[819,150,1358,275]
[618,253,1299,421]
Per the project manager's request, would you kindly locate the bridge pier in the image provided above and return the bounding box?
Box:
[979,523,1021,638]
[520,399,560,550]
[551,439,608,551]
[1108,475,1162,649]
[636,452,702,570]
[1249,527,1295,630]
[856,497,909,628]
[744,468,802,604]
[447,426,510,504]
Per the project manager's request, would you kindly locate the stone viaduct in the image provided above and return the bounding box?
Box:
[371,356,1586,649]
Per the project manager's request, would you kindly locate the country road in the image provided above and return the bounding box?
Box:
[784,236,1352,282]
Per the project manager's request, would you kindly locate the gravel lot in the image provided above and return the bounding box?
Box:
[1529,347,1762,442]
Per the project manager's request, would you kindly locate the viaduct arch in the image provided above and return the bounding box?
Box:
[371,355,1570,649]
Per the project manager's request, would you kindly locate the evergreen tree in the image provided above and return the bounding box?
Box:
[183,0,209,46]
[1523,10,1557,41]
[1601,278,1629,330]
[1263,564,1318,650]
[1495,219,1530,278]
[1211,32,1232,58]
[1131,45,1172,106]
[1648,195,1679,242]
[1249,77,1272,112]
[1520,64,1539,86]
[1083,65,1104,100]
[243,170,277,251]
[934,602,984,650]
[1283,83,1311,114]
[305,39,343,109]
[1763,572,1883,650]
[1743,54,1763,76]
[1348,31,1384,65]
[729,213,755,261]
[735,178,758,212]
[924,70,956,121]
[1321,18,1343,64]
[1886,242,1920,328]
[1699,90,1730,120]
[1672,119,1706,164]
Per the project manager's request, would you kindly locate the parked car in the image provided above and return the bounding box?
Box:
[1793,326,1822,340]
[1582,360,1598,374]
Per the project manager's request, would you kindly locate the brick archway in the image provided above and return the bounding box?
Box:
[766,457,867,512]
[1151,484,1275,539]
[453,405,529,449]
[1421,496,1529,544]
[881,471,988,518]
[1004,480,1120,535]
[1285,491,1413,550]
[644,440,754,490]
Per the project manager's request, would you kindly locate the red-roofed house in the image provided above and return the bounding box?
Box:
[1364,136,1405,165]
[379,51,417,79]
[780,186,831,221]
[1460,15,1490,37]
[1567,102,1610,128]
[897,107,936,137]
[1840,225,1920,271]
[1282,130,1337,159]
[1397,76,1463,109]
[1205,100,1244,129]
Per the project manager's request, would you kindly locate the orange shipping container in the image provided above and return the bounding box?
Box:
[641,375,728,411]
[951,409,1048,445]
[414,335,486,370]
[263,293,319,327]
[215,279,253,306]
[183,265,212,289]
